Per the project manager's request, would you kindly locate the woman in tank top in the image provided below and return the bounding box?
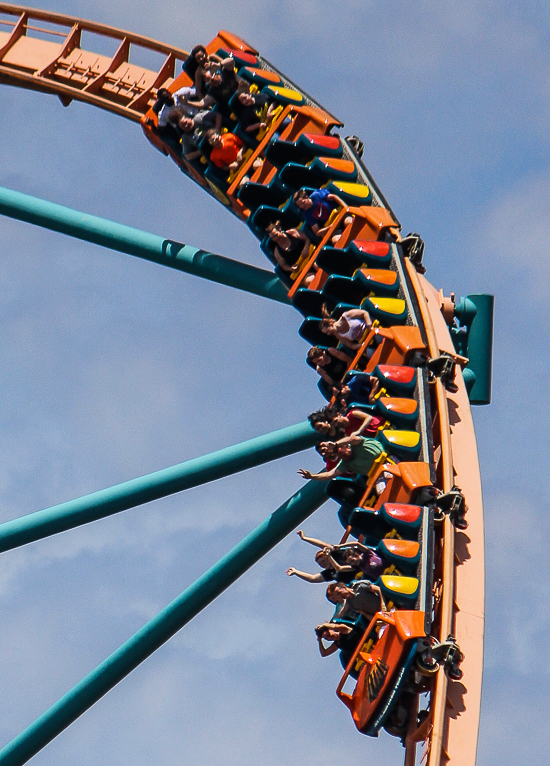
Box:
[320,307,373,350]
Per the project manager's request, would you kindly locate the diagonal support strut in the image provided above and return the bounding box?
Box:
[0,186,290,304]
[0,421,318,553]
[0,480,328,766]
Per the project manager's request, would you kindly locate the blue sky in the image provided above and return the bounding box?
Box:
[0,1,549,764]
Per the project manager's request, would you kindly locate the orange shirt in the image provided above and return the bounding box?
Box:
[210,133,243,168]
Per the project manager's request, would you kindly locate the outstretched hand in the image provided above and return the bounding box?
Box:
[298,468,313,480]
[297,530,305,539]
[286,568,297,576]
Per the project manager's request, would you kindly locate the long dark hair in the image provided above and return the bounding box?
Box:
[191,44,207,61]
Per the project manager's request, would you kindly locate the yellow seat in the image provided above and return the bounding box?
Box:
[362,297,408,325]
[378,430,421,459]
[380,575,419,596]
[263,85,304,105]
[328,181,372,205]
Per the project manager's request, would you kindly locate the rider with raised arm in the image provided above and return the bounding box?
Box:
[286,547,358,584]
[295,530,387,580]
[298,434,385,481]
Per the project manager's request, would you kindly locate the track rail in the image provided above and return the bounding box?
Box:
[0,3,189,120]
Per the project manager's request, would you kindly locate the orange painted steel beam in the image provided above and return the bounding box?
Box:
[405,262,484,766]
[0,3,189,121]
[420,275,485,766]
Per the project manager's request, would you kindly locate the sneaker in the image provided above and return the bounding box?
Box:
[447,664,464,681]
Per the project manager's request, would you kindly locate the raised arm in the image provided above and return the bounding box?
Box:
[368,377,381,403]
[296,530,333,549]
[298,467,341,481]
[325,558,355,574]
[317,636,339,658]
[335,541,370,553]
[286,567,325,583]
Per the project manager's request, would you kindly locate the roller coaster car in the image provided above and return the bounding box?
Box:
[142,31,342,209]
[297,299,407,344]
[363,327,427,371]
[337,610,426,737]
[354,267,400,296]
[378,539,421,572]
[288,216,399,293]
[361,296,408,325]
[314,362,416,405]
[315,245,395,278]
[278,157,357,192]
[341,365,418,400]
[310,276,407,327]
[348,398,419,428]
[265,133,343,168]
[371,462,433,509]
[329,461,433,526]
[337,503,424,545]
[377,429,421,461]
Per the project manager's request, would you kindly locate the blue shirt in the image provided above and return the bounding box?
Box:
[302,188,338,228]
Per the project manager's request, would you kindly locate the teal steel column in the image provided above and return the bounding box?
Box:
[0,422,318,553]
[465,293,494,406]
[0,186,290,304]
[0,480,327,766]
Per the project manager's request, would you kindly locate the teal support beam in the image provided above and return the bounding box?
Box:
[0,422,318,553]
[0,480,327,766]
[464,293,494,406]
[0,186,290,304]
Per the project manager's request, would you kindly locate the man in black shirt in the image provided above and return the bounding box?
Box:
[236,91,276,137]
[190,58,242,116]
